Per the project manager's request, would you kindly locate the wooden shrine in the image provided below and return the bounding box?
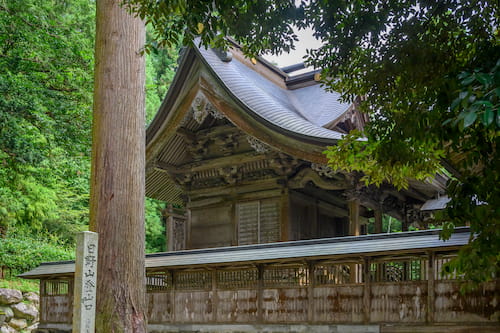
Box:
[145,41,447,251]
[21,42,499,332]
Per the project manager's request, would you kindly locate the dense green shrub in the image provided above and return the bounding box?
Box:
[0,233,74,276]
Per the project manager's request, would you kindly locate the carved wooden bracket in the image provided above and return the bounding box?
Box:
[191,91,225,124]
[215,132,240,156]
[289,168,349,190]
[246,135,271,153]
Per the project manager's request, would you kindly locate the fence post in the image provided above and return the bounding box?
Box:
[363,257,371,323]
[307,261,315,323]
[427,251,435,323]
[257,264,264,324]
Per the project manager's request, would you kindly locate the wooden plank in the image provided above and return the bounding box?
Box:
[434,280,499,323]
[261,288,308,323]
[313,285,364,323]
[215,289,258,323]
[173,291,214,323]
[370,281,427,323]
[147,292,173,323]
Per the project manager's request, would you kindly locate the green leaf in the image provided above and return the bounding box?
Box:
[475,73,491,86]
[482,108,494,126]
[450,97,461,110]
[463,111,477,128]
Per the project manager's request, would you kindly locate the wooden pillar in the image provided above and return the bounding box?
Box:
[165,204,188,251]
[374,209,383,234]
[212,269,218,323]
[363,257,371,324]
[402,204,409,231]
[257,264,264,324]
[348,198,361,236]
[171,269,176,323]
[280,187,290,241]
[39,280,46,323]
[348,198,361,287]
[163,204,173,251]
[427,251,435,323]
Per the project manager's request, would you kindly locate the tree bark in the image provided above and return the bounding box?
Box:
[89,0,146,331]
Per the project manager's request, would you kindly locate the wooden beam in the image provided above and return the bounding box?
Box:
[195,123,239,138]
[291,189,349,217]
[288,168,349,191]
[359,195,403,221]
[176,127,196,141]
[300,184,347,207]
[155,151,268,174]
[186,178,282,199]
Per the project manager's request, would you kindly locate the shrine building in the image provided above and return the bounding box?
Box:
[21,41,499,332]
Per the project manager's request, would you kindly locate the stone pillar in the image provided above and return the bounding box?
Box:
[72,231,98,333]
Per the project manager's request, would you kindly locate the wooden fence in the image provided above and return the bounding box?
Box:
[36,252,499,329]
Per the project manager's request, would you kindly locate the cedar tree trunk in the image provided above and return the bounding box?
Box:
[89,0,146,331]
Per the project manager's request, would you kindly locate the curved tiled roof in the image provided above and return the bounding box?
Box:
[195,45,349,141]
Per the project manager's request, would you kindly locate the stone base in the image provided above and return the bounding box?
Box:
[148,324,379,333]
[148,324,500,333]
[34,323,500,333]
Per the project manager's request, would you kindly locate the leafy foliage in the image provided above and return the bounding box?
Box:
[0,0,95,241]
[1,0,177,273]
[0,231,74,276]
[125,0,303,56]
[131,0,499,284]
[145,198,166,253]
[145,25,179,124]
[0,277,39,293]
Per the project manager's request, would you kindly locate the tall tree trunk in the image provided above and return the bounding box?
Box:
[90,0,146,331]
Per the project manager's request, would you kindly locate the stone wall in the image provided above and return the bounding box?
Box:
[0,288,39,333]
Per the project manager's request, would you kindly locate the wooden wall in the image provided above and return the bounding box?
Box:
[39,279,73,325]
[141,255,499,326]
[37,254,499,329]
[187,194,283,249]
[289,191,349,240]
[190,204,234,248]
